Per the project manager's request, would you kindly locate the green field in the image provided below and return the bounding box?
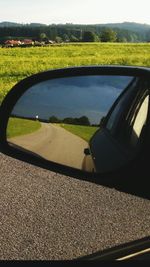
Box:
[60,123,99,142]
[7,117,41,138]
[0,43,150,104]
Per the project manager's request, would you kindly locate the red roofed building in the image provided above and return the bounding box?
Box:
[22,39,34,45]
[4,40,21,47]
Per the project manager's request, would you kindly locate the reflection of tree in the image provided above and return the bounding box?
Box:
[49,115,90,126]
[49,116,61,123]
[63,116,90,126]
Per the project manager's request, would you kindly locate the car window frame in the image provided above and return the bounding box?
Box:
[102,78,150,153]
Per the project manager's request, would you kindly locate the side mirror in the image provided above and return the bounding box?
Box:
[84,148,91,155]
[0,66,150,178]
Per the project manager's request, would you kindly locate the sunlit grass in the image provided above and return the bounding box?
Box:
[7,117,41,138]
[0,43,150,103]
[60,123,99,142]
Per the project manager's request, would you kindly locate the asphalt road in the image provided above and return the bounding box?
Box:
[9,123,88,170]
[0,151,150,260]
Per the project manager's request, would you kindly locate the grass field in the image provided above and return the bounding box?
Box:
[0,43,150,103]
[7,117,41,138]
[60,123,99,142]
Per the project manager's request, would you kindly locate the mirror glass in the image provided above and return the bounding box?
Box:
[7,75,146,173]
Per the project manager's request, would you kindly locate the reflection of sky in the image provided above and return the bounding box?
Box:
[11,75,133,124]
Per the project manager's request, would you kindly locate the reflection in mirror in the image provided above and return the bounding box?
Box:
[7,75,141,173]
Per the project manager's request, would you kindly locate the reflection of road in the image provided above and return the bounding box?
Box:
[8,123,90,169]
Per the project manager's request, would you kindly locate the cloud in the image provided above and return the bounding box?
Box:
[12,75,132,123]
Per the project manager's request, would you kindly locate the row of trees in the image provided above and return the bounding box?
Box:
[82,29,117,42]
[0,24,149,43]
[49,116,91,126]
[35,29,117,43]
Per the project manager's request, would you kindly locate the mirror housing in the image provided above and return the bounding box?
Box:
[0,65,150,181]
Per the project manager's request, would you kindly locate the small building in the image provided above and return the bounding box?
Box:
[21,39,34,46]
[4,40,21,47]
[45,40,55,44]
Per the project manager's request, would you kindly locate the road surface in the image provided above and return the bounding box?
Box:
[0,151,150,260]
[8,123,89,170]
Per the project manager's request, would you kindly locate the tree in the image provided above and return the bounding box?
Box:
[82,31,97,42]
[63,117,74,124]
[49,116,60,123]
[39,32,47,41]
[49,27,57,41]
[62,34,70,42]
[146,30,150,42]
[55,36,63,43]
[70,35,79,42]
[63,116,90,125]
[100,29,117,42]
[77,116,90,126]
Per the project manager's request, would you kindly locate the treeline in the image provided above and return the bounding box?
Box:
[0,24,150,43]
[49,116,91,126]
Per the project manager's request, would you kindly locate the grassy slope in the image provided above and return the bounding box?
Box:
[60,123,99,142]
[0,43,150,103]
[7,118,41,138]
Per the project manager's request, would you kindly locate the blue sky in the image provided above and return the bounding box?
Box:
[0,0,150,25]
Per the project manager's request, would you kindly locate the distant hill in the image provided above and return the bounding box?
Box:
[0,21,22,27]
[0,21,47,27]
[0,21,150,31]
[97,22,150,33]
[0,21,150,43]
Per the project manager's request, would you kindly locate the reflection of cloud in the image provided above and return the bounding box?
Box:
[12,75,133,124]
[33,75,133,89]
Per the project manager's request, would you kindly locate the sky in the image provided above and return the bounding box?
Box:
[12,75,131,122]
[0,0,150,25]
